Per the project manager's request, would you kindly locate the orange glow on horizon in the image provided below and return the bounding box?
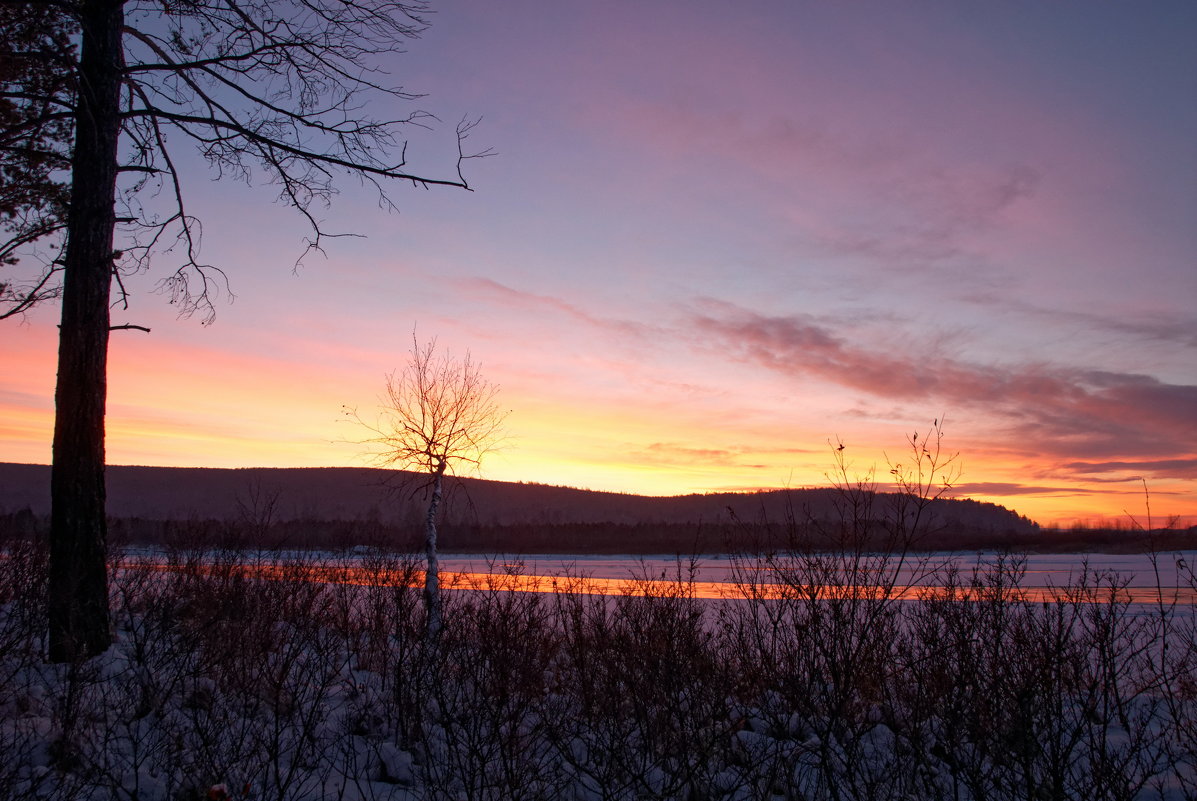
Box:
[3,308,1194,529]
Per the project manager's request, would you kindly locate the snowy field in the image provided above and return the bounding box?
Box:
[1,545,1195,800]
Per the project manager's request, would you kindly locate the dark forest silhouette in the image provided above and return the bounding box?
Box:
[6,462,1186,554]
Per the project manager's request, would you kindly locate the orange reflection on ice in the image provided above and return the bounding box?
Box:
[129,558,1197,606]
[439,570,1197,605]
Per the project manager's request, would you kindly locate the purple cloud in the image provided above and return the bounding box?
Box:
[690,305,1197,462]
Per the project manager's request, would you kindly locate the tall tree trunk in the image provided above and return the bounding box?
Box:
[48,0,124,663]
[423,461,445,640]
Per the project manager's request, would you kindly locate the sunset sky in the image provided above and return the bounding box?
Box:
[3,0,1195,526]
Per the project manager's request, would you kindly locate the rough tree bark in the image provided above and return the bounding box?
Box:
[47,0,124,662]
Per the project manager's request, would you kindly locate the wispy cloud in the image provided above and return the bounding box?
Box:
[689,303,1197,462]
[630,442,775,470]
[807,164,1040,267]
[590,91,1043,274]
[951,482,1102,497]
[455,277,664,341]
[959,293,1197,349]
[1059,459,1197,480]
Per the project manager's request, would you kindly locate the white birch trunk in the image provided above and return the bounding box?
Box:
[424,462,445,639]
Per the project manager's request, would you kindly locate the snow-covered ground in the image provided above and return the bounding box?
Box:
[1,546,1194,799]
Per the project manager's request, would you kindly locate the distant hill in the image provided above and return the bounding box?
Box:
[6,464,1190,554]
[0,462,1034,531]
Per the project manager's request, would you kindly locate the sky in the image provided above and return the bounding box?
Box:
[3,0,1196,527]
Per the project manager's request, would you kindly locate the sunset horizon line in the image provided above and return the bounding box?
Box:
[5,458,1192,530]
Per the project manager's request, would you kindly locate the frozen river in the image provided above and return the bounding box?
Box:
[121,549,1197,605]
[428,551,1197,605]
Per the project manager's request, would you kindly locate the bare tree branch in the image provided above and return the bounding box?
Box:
[346,333,509,640]
[4,0,485,322]
[349,334,509,478]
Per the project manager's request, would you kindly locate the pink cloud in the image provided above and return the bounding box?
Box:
[690,304,1197,464]
[453,276,670,344]
[1059,459,1197,481]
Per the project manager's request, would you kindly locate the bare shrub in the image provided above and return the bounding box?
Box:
[715,430,951,800]
[891,557,1171,801]
[0,532,55,799]
[402,567,557,800]
[545,563,737,801]
[1158,554,1197,799]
